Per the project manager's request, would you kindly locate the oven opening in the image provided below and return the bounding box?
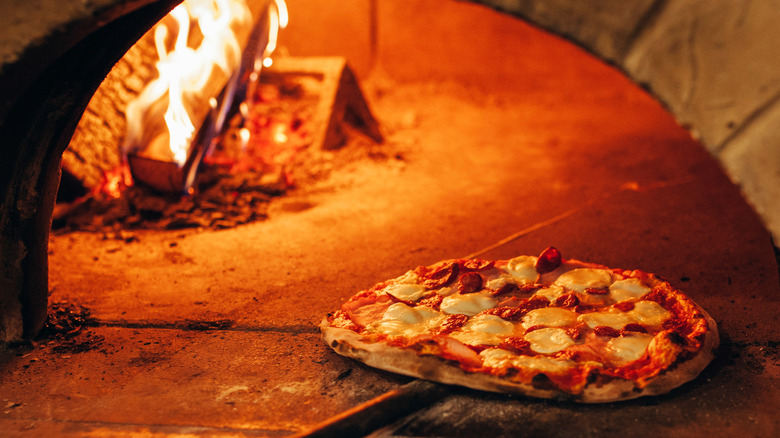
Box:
[1,0,777,436]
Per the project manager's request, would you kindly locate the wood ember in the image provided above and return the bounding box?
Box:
[52,166,286,233]
[36,302,103,354]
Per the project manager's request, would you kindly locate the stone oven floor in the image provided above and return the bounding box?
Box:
[2,17,779,437]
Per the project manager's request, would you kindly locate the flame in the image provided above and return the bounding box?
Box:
[262,0,288,68]
[123,0,252,166]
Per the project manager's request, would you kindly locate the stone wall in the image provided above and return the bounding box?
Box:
[475,0,780,242]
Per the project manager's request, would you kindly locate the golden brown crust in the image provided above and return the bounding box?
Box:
[321,320,566,400]
[321,313,718,403]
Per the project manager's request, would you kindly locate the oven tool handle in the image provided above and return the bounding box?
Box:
[292,379,449,437]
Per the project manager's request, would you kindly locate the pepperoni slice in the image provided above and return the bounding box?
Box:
[613,301,635,312]
[499,337,533,356]
[435,314,469,335]
[554,293,579,308]
[535,247,562,274]
[422,262,459,289]
[458,272,484,293]
[463,259,495,271]
[417,293,443,310]
[491,282,519,297]
[621,323,647,334]
[594,326,621,338]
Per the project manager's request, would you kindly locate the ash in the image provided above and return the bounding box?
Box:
[36,302,103,354]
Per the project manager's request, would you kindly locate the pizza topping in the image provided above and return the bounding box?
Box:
[393,270,420,285]
[579,310,634,330]
[628,300,671,327]
[458,272,484,293]
[417,293,444,310]
[612,301,635,312]
[440,293,496,316]
[433,335,483,369]
[525,328,575,354]
[521,307,578,330]
[535,247,562,274]
[605,333,654,364]
[621,323,647,334]
[490,281,519,296]
[593,326,621,338]
[505,256,538,284]
[463,259,495,271]
[451,314,515,346]
[480,348,575,375]
[535,284,566,302]
[609,278,651,302]
[552,292,579,308]
[421,262,459,289]
[383,283,426,302]
[554,268,612,293]
[346,297,392,328]
[369,303,444,337]
[435,314,469,335]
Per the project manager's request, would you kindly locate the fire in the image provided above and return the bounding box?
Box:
[123,0,252,167]
[121,0,290,194]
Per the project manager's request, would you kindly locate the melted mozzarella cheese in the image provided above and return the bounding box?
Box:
[383,283,426,301]
[628,301,671,327]
[370,303,444,337]
[521,307,578,330]
[440,293,496,316]
[606,334,654,363]
[479,348,515,367]
[451,314,515,346]
[435,285,457,297]
[533,284,566,301]
[479,349,574,373]
[393,270,420,284]
[505,256,538,283]
[555,268,612,293]
[467,314,515,334]
[511,355,574,373]
[485,274,515,290]
[609,278,651,302]
[578,311,634,329]
[524,328,575,354]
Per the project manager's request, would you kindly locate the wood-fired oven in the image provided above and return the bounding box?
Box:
[0,0,777,436]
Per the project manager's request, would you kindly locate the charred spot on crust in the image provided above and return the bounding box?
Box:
[668,331,687,346]
[503,367,519,379]
[531,373,557,391]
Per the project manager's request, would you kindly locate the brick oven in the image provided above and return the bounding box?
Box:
[0,0,778,436]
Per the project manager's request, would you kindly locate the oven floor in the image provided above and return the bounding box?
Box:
[3,7,779,436]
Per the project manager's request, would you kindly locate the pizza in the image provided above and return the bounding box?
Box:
[320,248,719,403]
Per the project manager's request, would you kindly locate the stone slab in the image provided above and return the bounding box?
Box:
[0,328,408,435]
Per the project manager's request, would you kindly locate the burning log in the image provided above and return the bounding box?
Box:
[123,0,257,193]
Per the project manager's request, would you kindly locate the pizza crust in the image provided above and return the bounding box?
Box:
[320,307,719,403]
